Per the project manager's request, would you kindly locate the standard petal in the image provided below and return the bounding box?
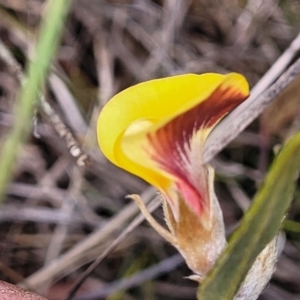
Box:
[97,73,249,216]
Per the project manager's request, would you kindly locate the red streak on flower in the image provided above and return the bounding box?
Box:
[146,85,247,216]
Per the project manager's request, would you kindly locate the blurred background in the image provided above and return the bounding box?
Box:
[0,0,300,299]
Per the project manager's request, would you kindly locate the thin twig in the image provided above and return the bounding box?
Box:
[48,73,88,135]
[205,33,300,163]
[143,0,184,75]
[0,36,90,167]
[73,254,183,300]
[39,95,90,166]
[20,187,156,290]
[44,167,82,265]
[0,204,97,226]
[65,196,161,300]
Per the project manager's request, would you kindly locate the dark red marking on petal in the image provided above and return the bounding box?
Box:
[146,85,247,216]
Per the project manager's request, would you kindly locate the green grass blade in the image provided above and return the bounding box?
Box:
[283,219,300,233]
[198,131,300,300]
[0,0,73,202]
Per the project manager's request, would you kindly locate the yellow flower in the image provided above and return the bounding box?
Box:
[97,73,249,278]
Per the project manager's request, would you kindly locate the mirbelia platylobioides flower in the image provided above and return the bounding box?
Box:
[97,73,277,300]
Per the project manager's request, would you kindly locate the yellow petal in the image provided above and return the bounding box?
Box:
[97,73,249,216]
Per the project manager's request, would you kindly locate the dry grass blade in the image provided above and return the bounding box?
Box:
[65,195,161,300]
[206,53,300,163]
[20,188,157,291]
[73,254,183,300]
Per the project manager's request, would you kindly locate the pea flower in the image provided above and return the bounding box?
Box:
[97,73,277,299]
